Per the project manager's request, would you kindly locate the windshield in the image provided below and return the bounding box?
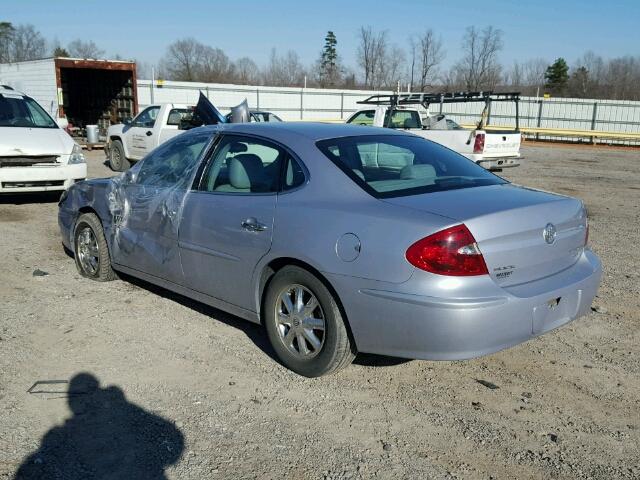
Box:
[316,134,507,198]
[0,93,57,128]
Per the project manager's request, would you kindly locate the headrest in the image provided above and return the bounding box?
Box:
[230,154,265,190]
[229,142,248,154]
[404,117,419,129]
[167,111,183,125]
[400,164,436,180]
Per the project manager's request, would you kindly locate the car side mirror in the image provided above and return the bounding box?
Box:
[123,117,132,125]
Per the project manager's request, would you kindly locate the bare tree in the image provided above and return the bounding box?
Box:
[234,57,259,84]
[455,25,503,91]
[381,45,406,89]
[522,58,547,91]
[163,38,202,81]
[356,26,388,89]
[4,24,46,62]
[416,29,445,91]
[197,46,233,83]
[67,39,104,59]
[0,22,15,63]
[262,49,306,87]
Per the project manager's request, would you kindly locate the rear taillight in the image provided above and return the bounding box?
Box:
[473,133,485,153]
[406,224,488,276]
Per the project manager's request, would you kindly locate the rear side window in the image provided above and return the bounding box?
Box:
[167,108,193,126]
[384,110,421,129]
[316,135,506,198]
[347,110,375,125]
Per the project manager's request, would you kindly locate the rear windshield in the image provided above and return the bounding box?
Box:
[0,93,57,128]
[316,134,506,198]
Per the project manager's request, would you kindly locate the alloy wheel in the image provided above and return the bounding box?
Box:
[77,226,100,276]
[275,284,326,359]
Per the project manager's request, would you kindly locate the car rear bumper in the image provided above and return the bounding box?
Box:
[0,164,87,193]
[327,249,601,360]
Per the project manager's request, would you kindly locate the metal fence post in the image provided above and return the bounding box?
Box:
[590,102,598,144]
[150,81,154,104]
[300,88,304,120]
[535,99,544,141]
[256,88,260,110]
[340,92,344,119]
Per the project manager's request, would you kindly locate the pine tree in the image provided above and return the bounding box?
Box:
[53,46,69,57]
[319,31,340,87]
[544,58,569,95]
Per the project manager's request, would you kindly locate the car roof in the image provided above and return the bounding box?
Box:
[203,121,410,142]
[0,85,24,95]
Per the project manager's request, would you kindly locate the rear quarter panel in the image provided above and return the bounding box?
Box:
[264,143,455,285]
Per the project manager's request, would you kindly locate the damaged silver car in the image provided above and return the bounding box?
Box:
[59,123,601,377]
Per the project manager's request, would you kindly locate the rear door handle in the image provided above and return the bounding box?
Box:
[241,217,268,232]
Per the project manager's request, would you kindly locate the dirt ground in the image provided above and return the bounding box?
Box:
[0,144,638,479]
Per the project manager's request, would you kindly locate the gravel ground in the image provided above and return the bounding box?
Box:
[0,144,639,479]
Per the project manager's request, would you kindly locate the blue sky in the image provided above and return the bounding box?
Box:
[4,0,639,71]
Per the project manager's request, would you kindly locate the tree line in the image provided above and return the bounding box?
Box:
[2,20,640,101]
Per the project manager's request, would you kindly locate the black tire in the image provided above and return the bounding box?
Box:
[108,140,130,172]
[264,266,355,377]
[73,213,117,281]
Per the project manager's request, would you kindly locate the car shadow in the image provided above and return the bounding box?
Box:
[14,372,184,480]
[353,353,413,368]
[0,191,61,205]
[118,272,279,363]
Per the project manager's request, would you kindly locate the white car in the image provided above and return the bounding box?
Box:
[0,85,86,193]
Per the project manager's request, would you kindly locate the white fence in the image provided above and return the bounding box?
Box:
[140,80,640,143]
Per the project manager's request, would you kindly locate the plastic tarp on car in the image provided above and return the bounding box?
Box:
[105,128,214,274]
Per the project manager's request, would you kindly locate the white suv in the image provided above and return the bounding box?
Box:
[0,85,86,193]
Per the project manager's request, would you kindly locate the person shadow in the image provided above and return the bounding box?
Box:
[14,373,184,480]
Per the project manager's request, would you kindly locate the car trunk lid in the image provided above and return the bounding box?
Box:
[384,184,587,286]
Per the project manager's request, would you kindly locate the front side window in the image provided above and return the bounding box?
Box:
[132,106,160,128]
[0,93,57,128]
[135,130,211,188]
[200,135,286,194]
[316,135,506,198]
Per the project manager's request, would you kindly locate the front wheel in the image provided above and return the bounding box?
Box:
[264,266,355,377]
[108,140,130,172]
[73,213,117,281]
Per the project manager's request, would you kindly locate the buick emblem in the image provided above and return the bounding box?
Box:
[543,223,557,244]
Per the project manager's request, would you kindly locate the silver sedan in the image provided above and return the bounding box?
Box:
[58,123,602,377]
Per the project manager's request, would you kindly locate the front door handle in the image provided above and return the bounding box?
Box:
[241,217,268,232]
[146,130,153,136]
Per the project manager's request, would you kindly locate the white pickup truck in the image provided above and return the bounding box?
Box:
[105,103,197,171]
[346,93,522,171]
[105,94,282,171]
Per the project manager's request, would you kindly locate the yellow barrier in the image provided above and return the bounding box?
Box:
[293,119,640,142]
[461,124,640,142]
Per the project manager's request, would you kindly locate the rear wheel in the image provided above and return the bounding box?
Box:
[264,266,355,377]
[73,213,117,281]
[108,140,130,172]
